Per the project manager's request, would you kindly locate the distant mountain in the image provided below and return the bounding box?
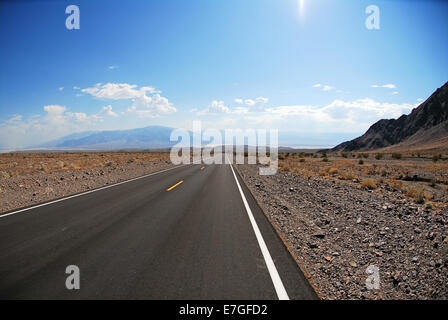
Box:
[39,126,178,150]
[331,81,448,152]
[37,126,343,151]
[39,131,98,148]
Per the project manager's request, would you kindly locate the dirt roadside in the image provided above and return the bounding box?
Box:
[236,163,448,300]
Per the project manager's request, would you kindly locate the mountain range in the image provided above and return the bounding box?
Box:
[38,126,178,150]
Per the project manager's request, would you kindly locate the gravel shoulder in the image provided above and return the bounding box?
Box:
[236,164,448,300]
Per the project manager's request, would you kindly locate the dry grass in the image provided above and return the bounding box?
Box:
[361,179,377,189]
[277,151,448,207]
[407,186,425,204]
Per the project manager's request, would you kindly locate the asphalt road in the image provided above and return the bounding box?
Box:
[0,161,317,300]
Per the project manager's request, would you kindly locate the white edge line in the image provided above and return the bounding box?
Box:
[227,156,290,300]
[0,158,208,219]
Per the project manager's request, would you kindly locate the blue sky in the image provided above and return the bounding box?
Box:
[0,0,447,148]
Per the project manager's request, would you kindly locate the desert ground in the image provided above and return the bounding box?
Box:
[237,151,448,299]
[0,152,173,214]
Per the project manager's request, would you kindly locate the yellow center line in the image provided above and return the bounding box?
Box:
[200,166,205,170]
[166,180,184,191]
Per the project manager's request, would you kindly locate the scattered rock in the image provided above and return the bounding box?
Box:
[235,163,448,300]
[313,231,326,239]
[307,242,318,249]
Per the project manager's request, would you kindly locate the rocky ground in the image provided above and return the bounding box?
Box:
[236,164,448,300]
[0,153,174,214]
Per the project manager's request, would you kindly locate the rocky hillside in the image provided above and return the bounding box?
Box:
[332,82,448,152]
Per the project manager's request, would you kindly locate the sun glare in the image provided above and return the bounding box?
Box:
[298,0,305,20]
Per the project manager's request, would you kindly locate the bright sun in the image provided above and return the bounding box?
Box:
[298,0,305,19]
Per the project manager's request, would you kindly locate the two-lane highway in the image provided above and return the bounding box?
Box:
[0,161,317,300]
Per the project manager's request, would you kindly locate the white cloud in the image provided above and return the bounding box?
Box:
[82,83,141,100]
[202,100,230,114]
[6,114,23,123]
[313,83,334,92]
[43,105,67,126]
[392,91,399,95]
[234,96,269,112]
[259,98,415,133]
[192,95,415,136]
[73,86,80,90]
[371,84,397,89]
[107,65,118,70]
[82,83,175,117]
[127,93,176,117]
[98,105,118,117]
[197,97,269,115]
[58,87,64,91]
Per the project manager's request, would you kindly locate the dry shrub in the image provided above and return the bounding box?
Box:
[69,162,82,170]
[280,164,292,172]
[56,160,65,169]
[328,167,338,175]
[424,192,434,200]
[407,186,425,203]
[361,179,377,189]
[340,172,355,180]
[39,163,50,173]
[390,179,403,192]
